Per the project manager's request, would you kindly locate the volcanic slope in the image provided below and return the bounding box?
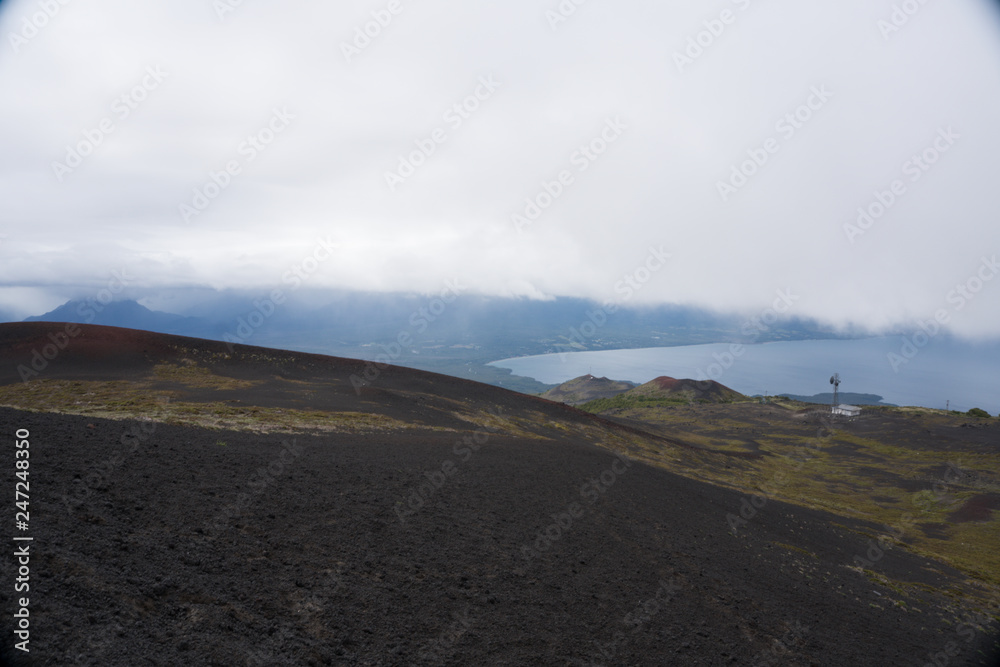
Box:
[0,323,998,666]
[579,376,746,414]
[539,374,635,406]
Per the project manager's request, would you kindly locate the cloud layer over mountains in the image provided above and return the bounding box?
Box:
[1,0,1000,337]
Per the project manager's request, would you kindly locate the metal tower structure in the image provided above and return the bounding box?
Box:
[830,373,841,408]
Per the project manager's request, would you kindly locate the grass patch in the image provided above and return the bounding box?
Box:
[580,395,692,413]
[161,402,414,434]
[0,379,413,435]
[0,380,169,416]
[153,362,261,390]
[586,405,1000,601]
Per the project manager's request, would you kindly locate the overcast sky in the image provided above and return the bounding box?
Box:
[1,0,1000,337]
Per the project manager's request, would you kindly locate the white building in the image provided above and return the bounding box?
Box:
[832,404,861,417]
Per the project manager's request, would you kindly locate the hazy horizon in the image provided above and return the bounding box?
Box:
[2,1,1000,341]
[491,336,1000,414]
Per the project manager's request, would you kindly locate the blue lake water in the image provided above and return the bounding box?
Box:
[489,337,1000,414]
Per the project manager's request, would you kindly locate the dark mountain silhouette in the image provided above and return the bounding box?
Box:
[11,295,849,395]
[25,299,203,335]
[14,292,844,353]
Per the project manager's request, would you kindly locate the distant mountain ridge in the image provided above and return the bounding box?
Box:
[25,299,203,335]
[18,294,843,352]
[17,295,848,393]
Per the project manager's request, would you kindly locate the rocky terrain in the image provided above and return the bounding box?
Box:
[0,323,997,666]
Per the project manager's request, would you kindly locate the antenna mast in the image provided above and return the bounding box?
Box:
[830,373,841,409]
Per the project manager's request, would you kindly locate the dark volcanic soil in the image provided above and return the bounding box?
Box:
[1,405,998,666]
[0,324,998,666]
[635,377,743,402]
[950,495,1000,524]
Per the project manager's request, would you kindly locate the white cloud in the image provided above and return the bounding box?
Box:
[1,0,1000,337]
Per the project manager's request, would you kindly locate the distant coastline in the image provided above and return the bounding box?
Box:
[490,337,1000,414]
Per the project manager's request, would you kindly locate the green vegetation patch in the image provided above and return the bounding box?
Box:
[153,362,262,390]
[0,379,169,416]
[580,394,692,413]
[0,379,413,435]
[163,402,412,434]
[588,403,1000,603]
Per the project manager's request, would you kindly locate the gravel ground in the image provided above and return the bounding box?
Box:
[1,405,997,666]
